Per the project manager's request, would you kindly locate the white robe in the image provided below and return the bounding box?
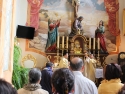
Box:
[84,57,96,82]
[73,71,98,94]
[58,57,69,68]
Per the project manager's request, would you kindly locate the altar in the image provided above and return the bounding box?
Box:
[45,31,109,85]
[46,34,108,67]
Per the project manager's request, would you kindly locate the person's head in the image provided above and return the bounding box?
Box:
[89,54,94,59]
[70,57,84,71]
[84,52,88,57]
[29,68,41,84]
[51,68,74,94]
[0,79,17,94]
[104,63,122,80]
[46,62,53,69]
[78,16,83,22]
[99,20,104,26]
[63,50,68,59]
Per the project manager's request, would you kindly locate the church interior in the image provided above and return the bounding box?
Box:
[0,0,125,94]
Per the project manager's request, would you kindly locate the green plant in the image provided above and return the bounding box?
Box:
[12,45,29,90]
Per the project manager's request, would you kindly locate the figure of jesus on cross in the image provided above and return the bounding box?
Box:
[72,0,80,18]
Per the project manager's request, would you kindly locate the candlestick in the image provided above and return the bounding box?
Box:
[89,38,91,49]
[62,36,64,49]
[57,48,59,63]
[57,36,60,49]
[93,38,95,49]
[98,38,100,49]
[66,36,68,49]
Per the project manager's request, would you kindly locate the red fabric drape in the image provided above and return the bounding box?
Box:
[26,0,44,30]
[104,0,120,36]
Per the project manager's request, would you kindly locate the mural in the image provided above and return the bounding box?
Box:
[26,0,118,54]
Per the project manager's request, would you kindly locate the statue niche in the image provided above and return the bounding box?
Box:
[69,34,87,60]
[70,35,87,53]
[74,40,82,54]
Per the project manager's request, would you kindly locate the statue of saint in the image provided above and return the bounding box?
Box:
[45,19,61,52]
[72,0,80,18]
[95,20,107,53]
[70,16,84,36]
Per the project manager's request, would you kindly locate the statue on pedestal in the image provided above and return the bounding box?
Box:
[95,20,107,53]
[45,19,61,52]
[70,16,84,36]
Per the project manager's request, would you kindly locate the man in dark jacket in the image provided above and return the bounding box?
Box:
[40,62,53,94]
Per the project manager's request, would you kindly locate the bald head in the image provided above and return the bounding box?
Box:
[70,57,84,71]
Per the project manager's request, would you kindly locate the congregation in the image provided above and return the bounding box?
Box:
[1,0,125,94]
[1,54,125,94]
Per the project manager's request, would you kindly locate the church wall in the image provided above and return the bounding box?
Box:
[105,0,125,64]
[15,0,48,68]
[15,0,125,68]
[18,38,48,68]
[0,0,15,83]
[119,0,125,52]
[15,0,28,35]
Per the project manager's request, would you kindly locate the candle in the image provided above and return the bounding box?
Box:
[57,36,60,48]
[66,36,69,49]
[98,38,100,49]
[62,36,64,49]
[89,38,91,49]
[93,38,95,49]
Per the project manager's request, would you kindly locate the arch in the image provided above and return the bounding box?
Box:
[70,34,87,43]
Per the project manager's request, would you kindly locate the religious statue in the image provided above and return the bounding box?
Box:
[83,52,95,82]
[74,40,82,54]
[70,16,84,36]
[45,19,61,52]
[95,20,107,53]
[72,0,80,18]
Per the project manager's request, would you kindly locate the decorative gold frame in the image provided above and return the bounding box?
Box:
[70,34,87,53]
[21,54,37,68]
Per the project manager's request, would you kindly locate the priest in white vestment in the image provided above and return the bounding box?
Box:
[84,53,96,82]
[58,51,69,68]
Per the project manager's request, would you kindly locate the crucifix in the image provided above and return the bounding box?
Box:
[72,0,80,18]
